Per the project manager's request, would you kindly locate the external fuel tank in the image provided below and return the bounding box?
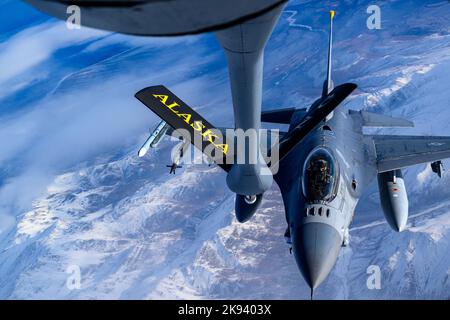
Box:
[377,169,409,232]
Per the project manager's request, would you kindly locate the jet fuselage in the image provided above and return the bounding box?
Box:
[276,105,377,290]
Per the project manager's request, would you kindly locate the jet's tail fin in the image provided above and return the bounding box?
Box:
[322,10,335,98]
[261,107,297,124]
[261,107,307,124]
[135,85,232,172]
[350,110,414,127]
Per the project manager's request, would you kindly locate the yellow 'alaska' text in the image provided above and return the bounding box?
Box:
[153,94,228,155]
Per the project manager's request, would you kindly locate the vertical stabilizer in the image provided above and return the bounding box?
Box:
[322,10,335,98]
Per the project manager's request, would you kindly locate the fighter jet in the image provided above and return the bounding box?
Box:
[261,12,450,295]
[25,1,450,297]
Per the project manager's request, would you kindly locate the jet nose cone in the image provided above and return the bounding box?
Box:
[292,222,342,289]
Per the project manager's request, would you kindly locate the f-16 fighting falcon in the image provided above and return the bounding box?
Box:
[25,0,450,298]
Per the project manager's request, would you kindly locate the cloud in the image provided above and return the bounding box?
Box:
[0,19,204,99]
[0,22,106,95]
[81,32,200,53]
[417,164,432,185]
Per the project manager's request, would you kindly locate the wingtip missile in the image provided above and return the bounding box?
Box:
[138,120,170,158]
[138,146,149,158]
[138,135,153,157]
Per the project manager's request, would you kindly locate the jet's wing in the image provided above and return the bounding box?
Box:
[135,85,232,172]
[372,135,450,172]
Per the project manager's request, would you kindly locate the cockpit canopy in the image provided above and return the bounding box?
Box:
[302,147,339,203]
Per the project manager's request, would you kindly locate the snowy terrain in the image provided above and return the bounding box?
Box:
[0,0,449,299]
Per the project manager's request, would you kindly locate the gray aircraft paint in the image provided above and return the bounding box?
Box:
[275,104,376,290]
[215,2,286,196]
[24,0,287,36]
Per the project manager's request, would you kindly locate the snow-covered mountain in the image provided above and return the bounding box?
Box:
[0,0,449,299]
